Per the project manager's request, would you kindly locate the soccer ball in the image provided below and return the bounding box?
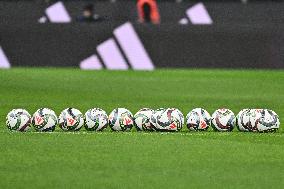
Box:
[108,108,134,131]
[266,109,280,132]
[249,109,263,132]
[134,108,154,131]
[31,108,57,132]
[84,108,108,131]
[211,108,235,132]
[151,108,184,131]
[6,109,31,131]
[58,108,84,131]
[252,109,280,132]
[235,109,252,132]
[149,108,165,131]
[186,108,211,131]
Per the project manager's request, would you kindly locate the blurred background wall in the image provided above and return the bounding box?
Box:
[0,0,284,69]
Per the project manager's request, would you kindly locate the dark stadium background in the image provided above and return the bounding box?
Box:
[1,0,284,69]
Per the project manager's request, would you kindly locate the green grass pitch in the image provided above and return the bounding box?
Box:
[0,68,284,188]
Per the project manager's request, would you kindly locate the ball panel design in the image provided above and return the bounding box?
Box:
[6,109,31,132]
[134,108,154,131]
[84,108,108,131]
[109,108,133,131]
[152,108,184,132]
[186,108,211,131]
[211,108,235,132]
[58,108,84,131]
[149,108,165,131]
[270,110,280,130]
[236,109,252,132]
[255,109,280,132]
[32,108,57,132]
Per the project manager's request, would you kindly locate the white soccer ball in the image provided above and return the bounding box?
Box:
[84,108,108,131]
[211,108,235,132]
[108,108,134,131]
[6,109,31,132]
[248,109,263,132]
[269,110,280,131]
[151,108,184,131]
[32,108,58,132]
[186,108,211,131]
[134,108,154,131]
[58,108,84,131]
[149,108,165,131]
[252,109,280,132]
[235,109,252,132]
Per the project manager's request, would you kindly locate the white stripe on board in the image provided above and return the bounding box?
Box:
[80,55,103,70]
[114,22,154,70]
[0,46,11,69]
[186,3,212,25]
[97,38,128,70]
[45,1,71,23]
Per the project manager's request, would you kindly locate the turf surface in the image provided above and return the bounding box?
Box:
[0,68,283,188]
